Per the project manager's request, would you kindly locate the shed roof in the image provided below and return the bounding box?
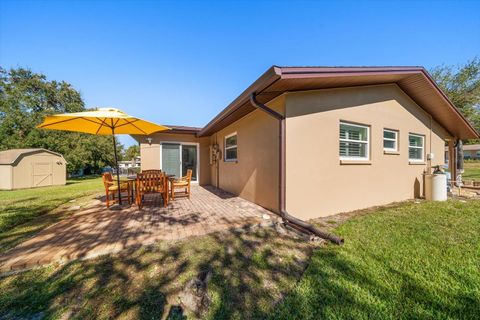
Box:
[0,149,65,165]
[198,66,479,139]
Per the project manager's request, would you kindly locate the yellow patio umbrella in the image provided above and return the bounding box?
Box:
[37,107,170,204]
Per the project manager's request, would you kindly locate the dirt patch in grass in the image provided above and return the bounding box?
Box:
[0,226,317,319]
[313,200,418,229]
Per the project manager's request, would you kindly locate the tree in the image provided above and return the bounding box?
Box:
[123,144,140,161]
[0,67,123,173]
[430,57,480,140]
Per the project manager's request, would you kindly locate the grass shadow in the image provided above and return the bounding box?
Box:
[0,226,315,319]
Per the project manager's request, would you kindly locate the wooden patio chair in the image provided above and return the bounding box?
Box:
[102,172,131,208]
[135,171,168,209]
[171,169,192,199]
[141,169,162,174]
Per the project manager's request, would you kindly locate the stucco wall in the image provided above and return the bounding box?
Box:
[285,84,451,219]
[11,152,66,189]
[138,133,211,185]
[210,96,284,212]
[0,166,12,190]
[140,143,161,171]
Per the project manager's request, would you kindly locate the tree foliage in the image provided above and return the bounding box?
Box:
[122,144,140,161]
[430,57,480,139]
[0,67,123,174]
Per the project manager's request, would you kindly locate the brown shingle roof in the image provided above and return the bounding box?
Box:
[166,125,202,131]
[163,125,202,134]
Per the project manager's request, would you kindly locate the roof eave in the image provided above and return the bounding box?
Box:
[167,129,201,135]
[278,65,425,76]
[418,67,480,139]
[198,66,479,140]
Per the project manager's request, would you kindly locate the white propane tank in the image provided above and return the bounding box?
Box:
[424,173,447,201]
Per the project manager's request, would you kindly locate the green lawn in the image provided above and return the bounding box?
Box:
[0,178,480,320]
[273,199,480,320]
[0,176,103,253]
[1,189,479,319]
[463,161,480,180]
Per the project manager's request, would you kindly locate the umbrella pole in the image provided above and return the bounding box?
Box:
[112,131,122,205]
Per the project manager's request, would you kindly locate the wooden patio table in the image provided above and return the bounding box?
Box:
[124,173,176,206]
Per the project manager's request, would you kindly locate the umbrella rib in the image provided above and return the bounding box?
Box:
[80,117,107,126]
[39,113,158,136]
[123,118,148,134]
[38,116,82,127]
[114,119,140,128]
[38,116,104,128]
[95,117,110,134]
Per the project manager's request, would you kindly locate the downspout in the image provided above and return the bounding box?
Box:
[250,93,344,245]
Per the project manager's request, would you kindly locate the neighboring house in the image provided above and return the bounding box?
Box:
[0,148,67,190]
[445,144,480,161]
[118,156,141,169]
[133,66,479,219]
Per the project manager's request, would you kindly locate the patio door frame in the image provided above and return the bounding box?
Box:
[159,141,200,183]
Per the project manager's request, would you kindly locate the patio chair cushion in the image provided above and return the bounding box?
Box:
[173,181,189,186]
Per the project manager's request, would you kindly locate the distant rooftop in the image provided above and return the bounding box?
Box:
[445,144,480,151]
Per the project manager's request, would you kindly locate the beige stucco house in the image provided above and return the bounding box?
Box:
[0,148,67,190]
[133,66,479,219]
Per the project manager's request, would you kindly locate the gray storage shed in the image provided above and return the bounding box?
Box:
[0,149,67,190]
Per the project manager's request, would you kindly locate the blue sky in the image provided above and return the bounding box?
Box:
[1,0,479,147]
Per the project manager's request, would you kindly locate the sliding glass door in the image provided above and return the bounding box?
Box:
[161,143,198,181]
[161,143,181,178]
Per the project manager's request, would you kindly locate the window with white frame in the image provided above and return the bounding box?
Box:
[224,132,238,161]
[408,134,424,161]
[339,122,369,160]
[383,129,398,152]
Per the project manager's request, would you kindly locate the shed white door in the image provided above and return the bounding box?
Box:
[33,162,52,187]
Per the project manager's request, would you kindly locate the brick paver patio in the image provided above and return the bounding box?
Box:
[0,185,271,274]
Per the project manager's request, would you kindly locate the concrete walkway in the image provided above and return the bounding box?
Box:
[0,185,270,274]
